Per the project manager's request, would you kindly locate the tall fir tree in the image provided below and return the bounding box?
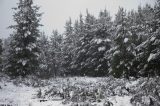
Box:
[128,4,154,77]
[111,7,135,78]
[0,39,3,71]
[136,0,160,77]
[62,18,74,76]
[72,14,85,75]
[74,10,97,76]
[2,37,12,73]
[37,32,50,78]
[49,30,63,77]
[89,9,112,76]
[126,10,141,77]
[6,0,42,77]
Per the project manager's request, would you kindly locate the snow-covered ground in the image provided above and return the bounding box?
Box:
[0,81,132,106]
[0,77,67,106]
[0,75,159,106]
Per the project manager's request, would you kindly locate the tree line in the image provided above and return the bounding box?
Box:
[0,0,160,78]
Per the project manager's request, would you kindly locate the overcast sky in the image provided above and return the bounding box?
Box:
[0,0,156,38]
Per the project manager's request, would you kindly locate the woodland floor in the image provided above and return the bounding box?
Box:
[0,74,159,106]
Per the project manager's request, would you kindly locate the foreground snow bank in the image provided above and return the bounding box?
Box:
[109,96,132,106]
[0,74,160,106]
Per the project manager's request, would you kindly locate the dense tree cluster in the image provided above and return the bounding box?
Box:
[0,0,160,78]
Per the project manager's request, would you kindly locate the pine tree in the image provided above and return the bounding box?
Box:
[111,7,135,78]
[0,39,3,71]
[6,0,42,77]
[149,0,160,76]
[2,37,12,73]
[62,18,74,76]
[125,5,154,77]
[37,32,50,78]
[89,9,112,76]
[72,14,85,75]
[127,10,142,46]
[75,10,97,76]
[126,10,141,77]
[134,5,153,41]
[136,0,160,77]
[49,30,63,77]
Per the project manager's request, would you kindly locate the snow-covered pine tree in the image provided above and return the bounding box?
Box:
[135,5,145,34]
[134,5,153,42]
[136,0,160,77]
[111,7,135,78]
[62,18,75,76]
[2,37,12,73]
[0,39,3,71]
[125,10,141,77]
[49,30,63,77]
[37,32,51,78]
[148,0,160,76]
[89,9,112,76]
[126,5,153,77]
[70,20,80,75]
[6,0,42,77]
[74,10,97,76]
[127,10,144,47]
[71,14,85,76]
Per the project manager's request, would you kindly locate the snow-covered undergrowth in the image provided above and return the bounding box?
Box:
[0,74,160,106]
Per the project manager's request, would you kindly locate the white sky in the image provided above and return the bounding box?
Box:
[0,0,156,38]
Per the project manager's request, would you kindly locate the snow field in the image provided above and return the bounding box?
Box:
[0,76,159,106]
